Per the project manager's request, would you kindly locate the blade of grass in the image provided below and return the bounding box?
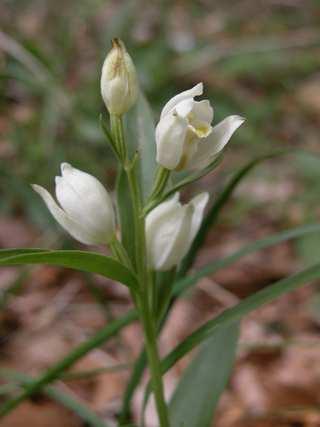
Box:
[174,223,320,296]
[178,151,287,277]
[143,262,320,409]
[118,350,147,424]
[0,369,109,427]
[124,222,320,419]
[0,310,137,419]
[164,262,320,379]
[2,223,320,420]
[61,363,131,381]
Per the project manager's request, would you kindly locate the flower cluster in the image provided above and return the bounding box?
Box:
[156,83,244,171]
[33,40,243,271]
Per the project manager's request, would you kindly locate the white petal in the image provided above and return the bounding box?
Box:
[56,163,115,237]
[145,193,180,227]
[176,99,213,139]
[155,113,188,170]
[156,204,194,271]
[146,193,182,270]
[188,192,209,244]
[190,115,245,170]
[160,83,203,119]
[146,196,194,271]
[32,184,101,245]
[174,98,194,118]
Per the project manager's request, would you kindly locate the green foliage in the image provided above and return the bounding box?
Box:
[1,222,320,421]
[0,249,137,289]
[2,3,320,424]
[124,94,157,200]
[0,369,109,427]
[178,151,287,277]
[174,223,320,297]
[169,323,239,427]
[0,310,137,418]
[162,262,320,378]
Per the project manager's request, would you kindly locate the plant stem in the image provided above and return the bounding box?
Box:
[113,115,170,426]
[127,161,170,427]
[139,295,170,427]
[148,166,170,202]
[109,235,132,270]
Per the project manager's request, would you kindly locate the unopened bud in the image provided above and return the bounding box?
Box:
[100,38,138,115]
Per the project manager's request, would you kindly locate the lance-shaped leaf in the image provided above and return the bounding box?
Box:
[125,94,157,201]
[0,310,137,418]
[169,322,239,427]
[0,369,109,427]
[0,249,137,289]
[178,150,288,276]
[143,261,320,410]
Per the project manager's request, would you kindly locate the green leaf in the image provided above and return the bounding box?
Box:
[0,249,137,289]
[3,223,319,419]
[143,156,222,215]
[0,248,47,258]
[132,223,320,417]
[169,322,239,427]
[0,309,137,418]
[143,259,320,411]
[118,350,147,424]
[174,223,320,297]
[163,262,320,378]
[0,369,109,427]
[179,151,287,277]
[125,94,157,200]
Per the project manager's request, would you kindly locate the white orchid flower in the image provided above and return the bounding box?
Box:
[146,192,209,271]
[101,38,139,115]
[155,83,244,170]
[32,163,115,245]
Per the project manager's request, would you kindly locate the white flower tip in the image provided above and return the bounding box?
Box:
[31,184,52,202]
[55,176,62,185]
[191,192,210,211]
[31,183,42,194]
[193,82,203,96]
[61,162,73,175]
[172,192,180,203]
[232,115,246,126]
[200,191,210,205]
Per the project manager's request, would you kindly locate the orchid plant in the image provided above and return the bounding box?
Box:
[1,39,320,427]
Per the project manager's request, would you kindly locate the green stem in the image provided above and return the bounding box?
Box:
[112,116,170,426]
[126,162,170,427]
[148,166,170,202]
[139,295,170,427]
[109,235,132,270]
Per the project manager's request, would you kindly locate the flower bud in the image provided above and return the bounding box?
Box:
[100,38,138,115]
[145,192,209,271]
[32,163,115,245]
[155,83,244,171]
